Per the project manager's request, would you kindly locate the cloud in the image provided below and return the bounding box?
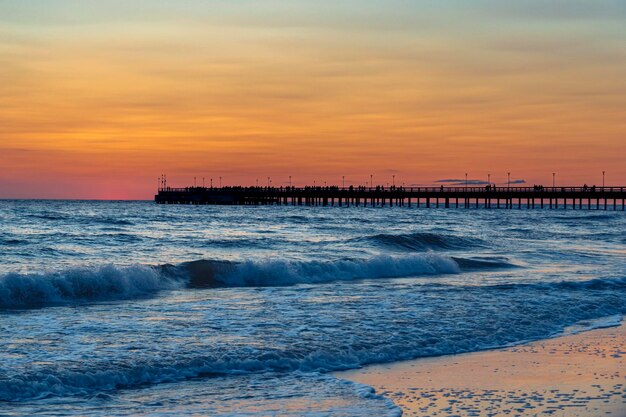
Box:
[436,179,489,185]
[436,178,527,186]
[435,178,464,183]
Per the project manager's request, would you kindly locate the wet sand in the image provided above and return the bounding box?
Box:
[337,323,626,417]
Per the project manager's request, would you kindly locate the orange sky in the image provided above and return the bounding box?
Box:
[1,1,625,199]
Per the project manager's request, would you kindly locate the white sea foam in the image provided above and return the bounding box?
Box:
[561,314,623,336]
[343,379,404,417]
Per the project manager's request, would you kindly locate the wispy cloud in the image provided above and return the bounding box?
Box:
[435,178,528,186]
[436,179,489,185]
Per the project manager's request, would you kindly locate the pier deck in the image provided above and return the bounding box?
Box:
[155,186,626,210]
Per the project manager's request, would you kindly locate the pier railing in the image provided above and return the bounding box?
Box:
[158,186,624,193]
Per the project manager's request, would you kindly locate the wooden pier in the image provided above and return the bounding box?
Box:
[155,185,626,210]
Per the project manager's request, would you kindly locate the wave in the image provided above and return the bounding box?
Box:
[0,254,460,308]
[24,213,135,226]
[0,265,180,308]
[275,214,313,223]
[358,232,484,251]
[0,354,387,403]
[167,254,460,288]
[90,218,135,226]
[0,253,532,309]
[488,276,626,292]
[1,312,622,402]
[96,233,144,244]
[0,236,28,246]
[199,237,276,249]
[25,213,67,221]
[553,213,618,221]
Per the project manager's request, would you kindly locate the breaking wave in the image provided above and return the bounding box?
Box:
[0,252,613,311]
[0,254,459,308]
[168,254,460,288]
[0,265,180,308]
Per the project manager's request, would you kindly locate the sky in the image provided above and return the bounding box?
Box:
[1,0,625,199]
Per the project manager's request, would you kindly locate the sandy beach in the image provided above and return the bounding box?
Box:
[338,322,626,417]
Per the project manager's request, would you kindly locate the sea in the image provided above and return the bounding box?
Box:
[0,200,624,416]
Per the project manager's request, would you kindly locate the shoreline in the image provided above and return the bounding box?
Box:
[337,322,625,416]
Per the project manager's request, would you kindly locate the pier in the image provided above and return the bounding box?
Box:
[155,185,626,210]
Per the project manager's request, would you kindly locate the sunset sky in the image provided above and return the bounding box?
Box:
[1,1,625,199]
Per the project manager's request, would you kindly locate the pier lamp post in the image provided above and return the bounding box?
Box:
[219,176,222,188]
[392,175,395,187]
[194,177,196,187]
[507,172,511,189]
[267,177,270,188]
[289,176,292,187]
[370,174,373,190]
[256,178,259,187]
[465,173,468,190]
[210,178,213,188]
[342,176,345,189]
[488,173,491,187]
[552,173,555,188]
[603,171,605,188]
[203,177,205,188]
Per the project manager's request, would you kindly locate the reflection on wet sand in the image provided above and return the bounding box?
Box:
[339,323,625,416]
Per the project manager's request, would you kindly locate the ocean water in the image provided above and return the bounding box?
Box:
[0,200,624,416]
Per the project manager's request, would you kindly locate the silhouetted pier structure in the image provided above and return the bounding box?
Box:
[155,185,626,210]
